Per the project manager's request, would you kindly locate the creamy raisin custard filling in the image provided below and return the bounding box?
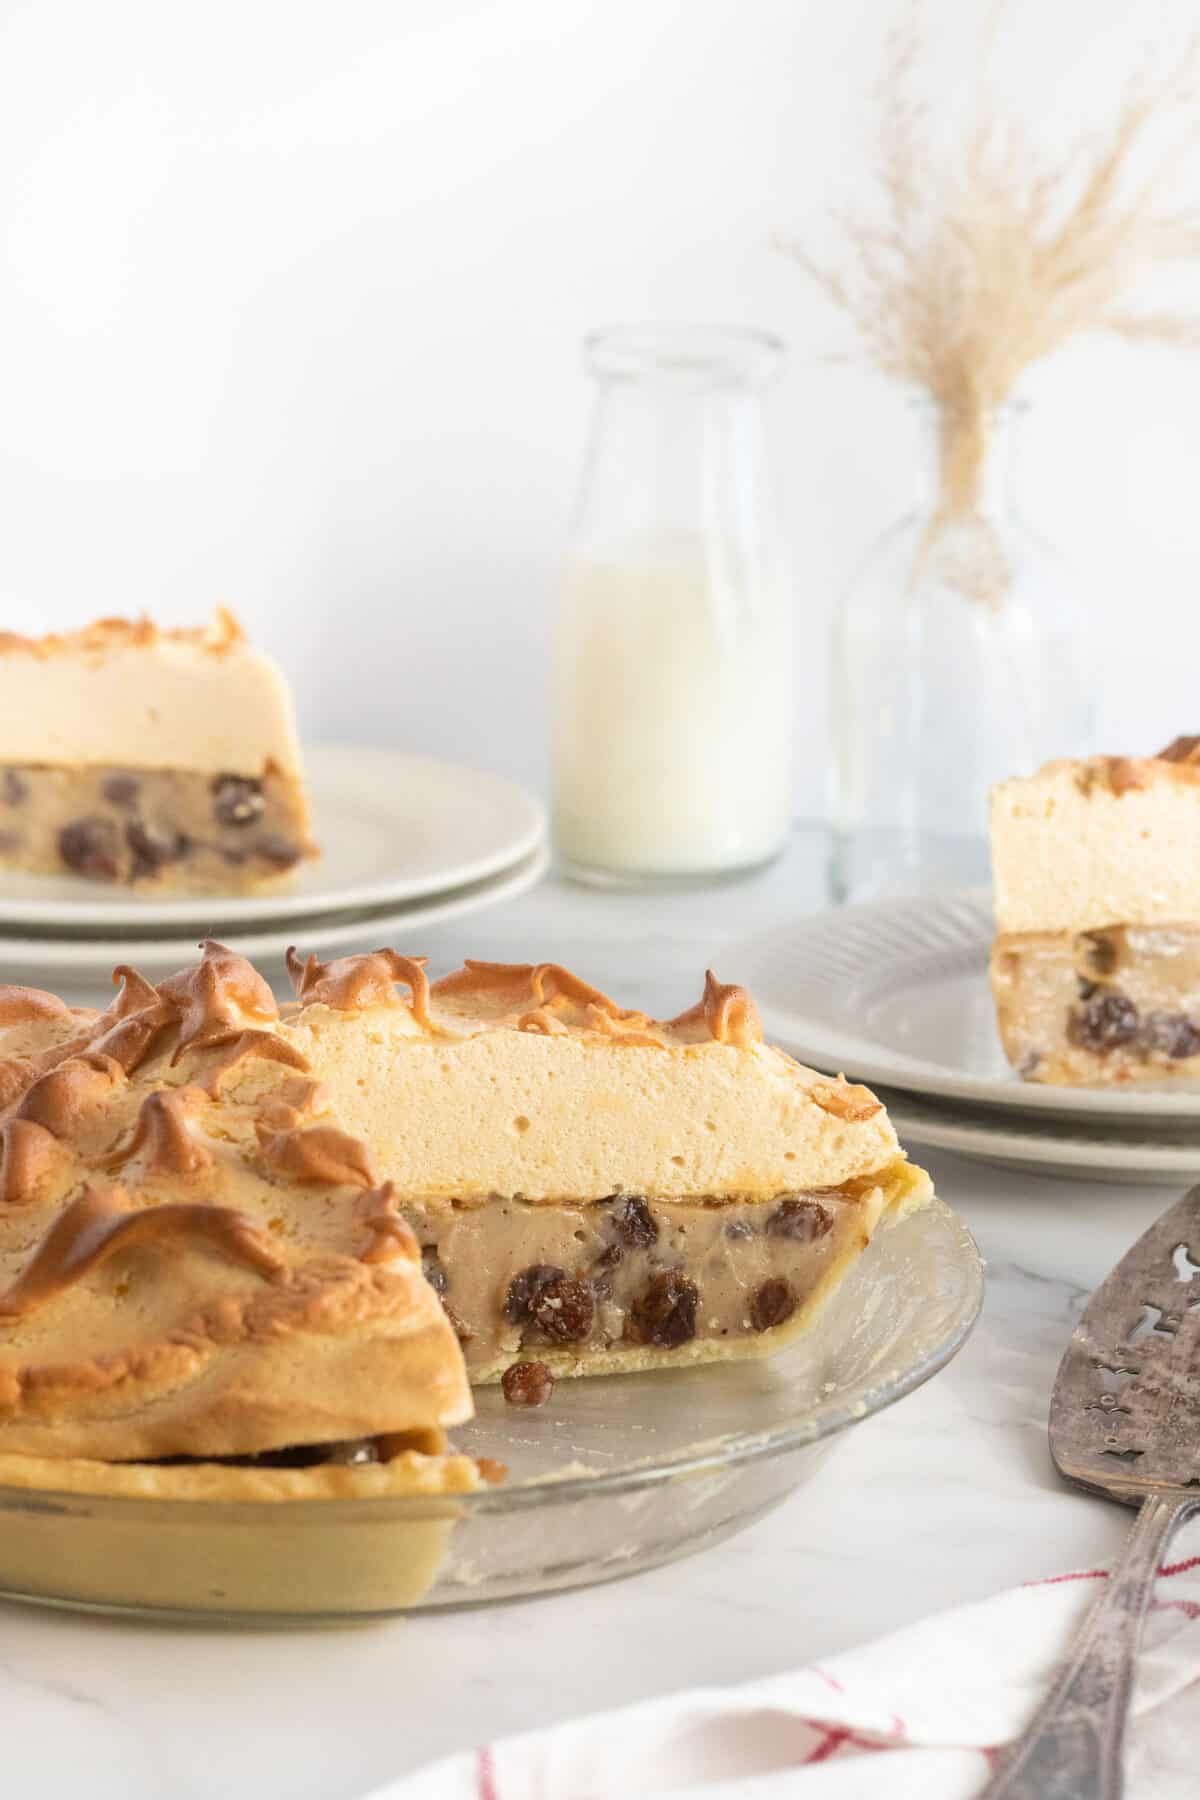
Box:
[0,613,316,895]
[991,925,1200,1084]
[410,1182,901,1377]
[0,764,311,889]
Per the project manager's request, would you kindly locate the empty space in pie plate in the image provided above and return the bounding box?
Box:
[732,899,1200,1123]
[0,747,547,930]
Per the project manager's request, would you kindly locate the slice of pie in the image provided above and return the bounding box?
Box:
[279,951,934,1381]
[0,612,317,893]
[990,738,1200,1084]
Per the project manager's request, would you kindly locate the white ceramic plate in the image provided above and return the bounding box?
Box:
[0,745,546,930]
[733,892,1200,1125]
[0,846,548,979]
[882,1087,1200,1187]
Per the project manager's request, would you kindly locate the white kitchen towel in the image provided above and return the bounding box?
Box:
[371,1554,1200,1799]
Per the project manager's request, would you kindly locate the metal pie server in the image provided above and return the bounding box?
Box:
[982,1183,1200,1799]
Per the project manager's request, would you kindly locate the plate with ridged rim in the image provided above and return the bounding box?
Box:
[0,745,546,930]
[879,1086,1200,1185]
[731,892,1200,1125]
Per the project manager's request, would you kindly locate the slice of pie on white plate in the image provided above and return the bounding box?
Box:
[990,738,1200,1085]
[0,611,317,894]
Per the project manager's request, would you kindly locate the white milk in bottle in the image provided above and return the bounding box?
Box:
[552,328,794,884]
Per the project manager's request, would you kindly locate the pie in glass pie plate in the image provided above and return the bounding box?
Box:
[0,944,979,1619]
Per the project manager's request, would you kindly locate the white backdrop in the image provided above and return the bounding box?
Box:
[1,0,1198,818]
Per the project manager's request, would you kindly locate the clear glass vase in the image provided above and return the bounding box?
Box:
[830,401,1093,904]
[552,326,794,887]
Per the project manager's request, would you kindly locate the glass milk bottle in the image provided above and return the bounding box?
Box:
[552,326,793,885]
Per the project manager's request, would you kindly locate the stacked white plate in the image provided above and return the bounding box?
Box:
[733,892,1200,1185]
[0,745,547,986]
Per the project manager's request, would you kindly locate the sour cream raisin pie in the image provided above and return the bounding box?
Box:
[279,951,934,1381]
[990,738,1200,1085]
[0,945,480,1505]
[0,944,932,1482]
[0,612,316,893]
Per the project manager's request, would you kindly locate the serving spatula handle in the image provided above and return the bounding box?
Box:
[981,1493,1199,1800]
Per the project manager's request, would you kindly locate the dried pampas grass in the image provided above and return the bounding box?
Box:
[779,5,1200,569]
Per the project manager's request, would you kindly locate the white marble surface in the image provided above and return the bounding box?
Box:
[2,831,1192,1799]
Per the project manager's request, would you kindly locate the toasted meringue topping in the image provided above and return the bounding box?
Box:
[88,1004,177,1075]
[255,1121,377,1188]
[1159,734,1200,765]
[193,1030,310,1099]
[0,1063,33,1113]
[286,948,432,1024]
[416,959,763,1048]
[160,941,278,1055]
[0,987,72,1027]
[808,1081,884,1123]
[0,611,245,661]
[107,1088,213,1179]
[0,1186,286,1322]
[256,1077,328,1131]
[355,1183,421,1265]
[670,971,763,1048]
[15,1054,126,1139]
[102,966,164,1022]
[433,960,635,1026]
[0,1120,69,1205]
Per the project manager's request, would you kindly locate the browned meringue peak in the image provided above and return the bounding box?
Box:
[256,1076,328,1133]
[159,940,279,1056]
[255,1117,378,1188]
[0,987,72,1027]
[0,1184,286,1324]
[0,1120,70,1206]
[82,965,178,1075]
[104,1087,214,1180]
[192,1030,310,1101]
[1159,734,1200,765]
[286,948,432,1024]
[668,970,763,1049]
[14,1053,126,1143]
[354,1182,422,1266]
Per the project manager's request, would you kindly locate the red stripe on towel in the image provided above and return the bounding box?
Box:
[476,1746,500,1800]
[1024,1569,1107,1589]
[1160,1554,1200,1578]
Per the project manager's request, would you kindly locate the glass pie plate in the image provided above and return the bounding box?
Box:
[0,1199,980,1625]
